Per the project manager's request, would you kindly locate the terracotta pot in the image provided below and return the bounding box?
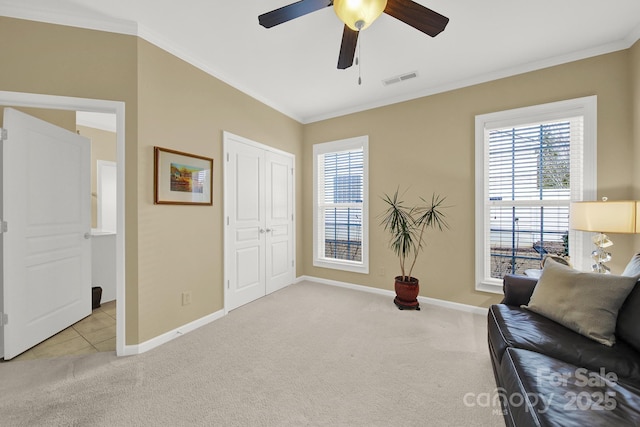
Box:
[394,276,420,310]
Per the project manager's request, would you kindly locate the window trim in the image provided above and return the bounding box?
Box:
[313,135,369,274]
[475,96,597,294]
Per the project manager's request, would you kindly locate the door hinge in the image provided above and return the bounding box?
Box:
[226,153,230,162]
[0,128,7,141]
[1,313,7,326]
[227,216,229,226]
[292,260,294,267]
[227,280,230,289]
[1,221,7,233]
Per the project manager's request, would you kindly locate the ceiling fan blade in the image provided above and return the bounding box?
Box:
[259,0,333,28]
[337,25,359,69]
[384,0,449,37]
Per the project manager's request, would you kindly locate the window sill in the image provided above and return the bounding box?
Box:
[476,280,503,295]
[313,258,369,275]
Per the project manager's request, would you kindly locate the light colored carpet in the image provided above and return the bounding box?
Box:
[0,281,503,426]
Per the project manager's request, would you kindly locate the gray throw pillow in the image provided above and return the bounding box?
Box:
[524,260,637,346]
[622,252,640,277]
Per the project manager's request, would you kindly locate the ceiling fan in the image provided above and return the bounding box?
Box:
[258,0,449,70]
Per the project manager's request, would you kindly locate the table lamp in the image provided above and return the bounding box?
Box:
[570,198,639,273]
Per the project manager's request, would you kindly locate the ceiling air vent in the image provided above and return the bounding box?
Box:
[382,71,418,86]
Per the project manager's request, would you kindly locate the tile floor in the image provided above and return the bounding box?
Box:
[2,300,116,362]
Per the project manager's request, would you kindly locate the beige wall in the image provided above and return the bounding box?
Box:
[135,39,302,342]
[77,125,117,229]
[0,107,75,131]
[303,49,637,307]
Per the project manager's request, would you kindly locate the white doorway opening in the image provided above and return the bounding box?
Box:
[0,91,126,356]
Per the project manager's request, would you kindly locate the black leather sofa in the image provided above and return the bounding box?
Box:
[488,273,640,426]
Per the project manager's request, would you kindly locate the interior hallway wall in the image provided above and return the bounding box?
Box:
[77,125,117,229]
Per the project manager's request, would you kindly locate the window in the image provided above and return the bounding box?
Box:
[313,136,369,273]
[475,97,597,293]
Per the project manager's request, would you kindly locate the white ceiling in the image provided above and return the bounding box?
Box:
[2,0,640,123]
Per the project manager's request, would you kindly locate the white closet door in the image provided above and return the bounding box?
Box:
[226,140,266,311]
[224,132,294,311]
[265,151,294,294]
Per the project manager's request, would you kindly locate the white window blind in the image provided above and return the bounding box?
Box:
[313,136,369,274]
[475,97,597,293]
[487,119,579,279]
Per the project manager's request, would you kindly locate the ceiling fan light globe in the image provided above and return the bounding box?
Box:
[333,0,387,31]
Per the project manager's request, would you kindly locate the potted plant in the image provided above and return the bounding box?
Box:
[380,188,449,310]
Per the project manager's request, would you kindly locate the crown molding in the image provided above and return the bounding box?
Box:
[303,37,638,124]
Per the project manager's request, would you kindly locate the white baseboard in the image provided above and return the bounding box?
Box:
[121,309,225,356]
[296,275,489,316]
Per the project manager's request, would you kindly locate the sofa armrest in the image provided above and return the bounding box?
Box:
[502,274,538,306]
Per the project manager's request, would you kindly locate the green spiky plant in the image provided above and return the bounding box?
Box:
[380,188,449,282]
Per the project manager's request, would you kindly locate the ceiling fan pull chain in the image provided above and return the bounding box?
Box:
[357,35,362,85]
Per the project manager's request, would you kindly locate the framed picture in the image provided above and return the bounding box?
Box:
[154,146,213,205]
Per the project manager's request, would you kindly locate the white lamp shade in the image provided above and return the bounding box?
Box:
[333,0,388,31]
[570,200,638,234]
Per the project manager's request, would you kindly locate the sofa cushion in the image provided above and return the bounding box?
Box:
[502,274,538,306]
[488,304,640,385]
[500,348,640,427]
[618,253,640,353]
[524,260,637,346]
[617,284,640,354]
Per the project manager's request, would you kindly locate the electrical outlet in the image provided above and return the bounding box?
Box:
[182,291,192,306]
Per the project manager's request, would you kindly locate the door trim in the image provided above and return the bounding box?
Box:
[222,131,296,314]
[0,91,126,356]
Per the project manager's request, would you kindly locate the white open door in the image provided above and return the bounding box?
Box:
[2,108,91,360]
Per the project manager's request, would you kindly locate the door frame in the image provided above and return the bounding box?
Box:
[222,131,296,314]
[0,91,126,356]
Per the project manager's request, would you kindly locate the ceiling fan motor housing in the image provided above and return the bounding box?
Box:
[333,0,388,31]
[258,0,449,70]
